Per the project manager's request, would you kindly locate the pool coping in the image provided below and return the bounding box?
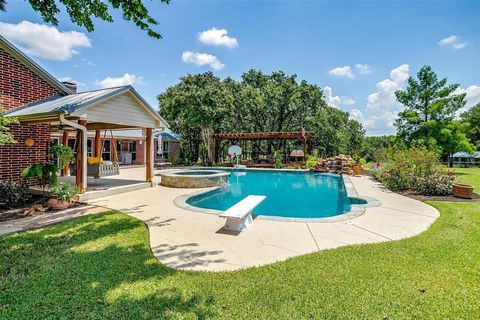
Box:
[173,172,381,223]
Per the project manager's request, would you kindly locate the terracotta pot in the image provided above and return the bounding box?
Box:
[452,184,474,199]
[353,165,364,175]
[47,198,70,210]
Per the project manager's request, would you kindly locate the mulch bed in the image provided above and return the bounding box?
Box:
[0,195,83,222]
[398,190,480,202]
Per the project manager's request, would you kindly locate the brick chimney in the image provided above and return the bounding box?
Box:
[62,81,77,94]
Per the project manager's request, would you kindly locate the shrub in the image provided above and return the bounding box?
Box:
[274,151,282,169]
[49,183,79,202]
[372,144,455,196]
[21,163,58,193]
[306,150,321,169]
[0,181,31,209]
[415,170,456,196]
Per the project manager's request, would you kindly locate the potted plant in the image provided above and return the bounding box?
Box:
[47,183,79,209]
[452,183,474,199]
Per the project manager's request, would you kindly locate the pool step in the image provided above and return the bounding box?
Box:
[76,182,155,202]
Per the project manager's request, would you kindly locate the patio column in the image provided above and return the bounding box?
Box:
[94,129,101,158]
[61,130,69,176]
[146,128,153,182]
[76,120,87,193]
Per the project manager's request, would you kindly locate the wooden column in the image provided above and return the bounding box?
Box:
[112,137,118,162]
[76,120,87,192]
[302,138,307,159]
[61,130,69,176]
[94,129,101,158]
[145,128,153,182]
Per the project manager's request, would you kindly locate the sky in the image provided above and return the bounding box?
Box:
[1,0,479,136]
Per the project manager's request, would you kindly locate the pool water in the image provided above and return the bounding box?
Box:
[186,170,352,219]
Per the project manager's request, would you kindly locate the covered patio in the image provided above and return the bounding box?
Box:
[7,86,168,195]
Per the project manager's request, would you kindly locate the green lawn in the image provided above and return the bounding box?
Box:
[454,167,480,192]
[1,202,479,319]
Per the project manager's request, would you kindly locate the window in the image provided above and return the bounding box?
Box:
[162,141,169,159]
[129,141,136,161]
[87,139,93,157]
[102,140,111,161]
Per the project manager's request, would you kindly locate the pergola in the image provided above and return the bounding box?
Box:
[7,86,168,193]
[212,131,314,163]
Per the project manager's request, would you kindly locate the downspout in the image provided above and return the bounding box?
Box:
[59,114,87,192]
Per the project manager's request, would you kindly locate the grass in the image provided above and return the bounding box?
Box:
[1,201,480,319]
[454,167,480,192]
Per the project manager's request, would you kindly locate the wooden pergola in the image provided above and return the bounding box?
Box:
[212,131,314,163]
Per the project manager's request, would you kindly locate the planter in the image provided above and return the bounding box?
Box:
[452,184,474,199]
[353,165,364,175]
[47,198,71,210]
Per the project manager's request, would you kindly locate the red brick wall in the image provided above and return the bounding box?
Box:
[0,48,62,110]
[0,124,51,182]
[135,140,145,165]
[0,47,64,182]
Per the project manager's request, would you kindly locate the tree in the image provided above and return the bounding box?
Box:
[0,106,18,145]
[0,0,169,39]
[158,70,365,163]
[460,102,480,149]
[158,72,233,163]
[360,135,398,162]
[345,119,365,161]
[395,66,474,158]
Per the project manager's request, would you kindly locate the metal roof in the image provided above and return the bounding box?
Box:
[452,151,474,158]
[0,35,72,95]
[6,87,125,117]
[6,85,169,129]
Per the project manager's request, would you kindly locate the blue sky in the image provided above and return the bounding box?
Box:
[1,0,479,135]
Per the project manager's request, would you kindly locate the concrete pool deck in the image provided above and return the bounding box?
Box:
[85,168,440,272]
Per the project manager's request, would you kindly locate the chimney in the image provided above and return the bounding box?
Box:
[62,81,77,94]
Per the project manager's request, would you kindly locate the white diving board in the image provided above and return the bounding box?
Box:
[219,195,266,232]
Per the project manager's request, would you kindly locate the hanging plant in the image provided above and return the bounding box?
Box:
[50,144,73,168]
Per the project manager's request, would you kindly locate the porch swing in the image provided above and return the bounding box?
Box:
[70,129,120,178]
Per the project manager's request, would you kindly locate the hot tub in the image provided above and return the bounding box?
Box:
[159,170,230,188]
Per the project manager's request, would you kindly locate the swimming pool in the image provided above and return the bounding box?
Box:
[186,170,353,219]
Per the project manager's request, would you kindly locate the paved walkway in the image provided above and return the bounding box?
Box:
[83,175,440,272]
[0,205,106,236]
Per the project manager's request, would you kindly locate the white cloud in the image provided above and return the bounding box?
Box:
[356,64,410,135]
[329,66,354,79]
[323,86,356,108]
[438,35,467,50]
[198,27,238,48]
[181,51,225,71]
[95,73,144,88]
[58,76,86,88]
[454,85,480,115]
[0,20,91,60]
[355,64,372,74]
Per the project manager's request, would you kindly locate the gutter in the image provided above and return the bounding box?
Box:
[59,114,87,192]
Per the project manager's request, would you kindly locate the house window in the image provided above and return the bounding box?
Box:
[102,140,111,161]
[129,141,137,161]
[67,138,93,157]
[162,141,169,159]
[87,139,93,157]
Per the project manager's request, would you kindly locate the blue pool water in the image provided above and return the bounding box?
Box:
[186,170,352,219]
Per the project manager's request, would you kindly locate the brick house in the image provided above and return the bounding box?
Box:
[1,35,170,191]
